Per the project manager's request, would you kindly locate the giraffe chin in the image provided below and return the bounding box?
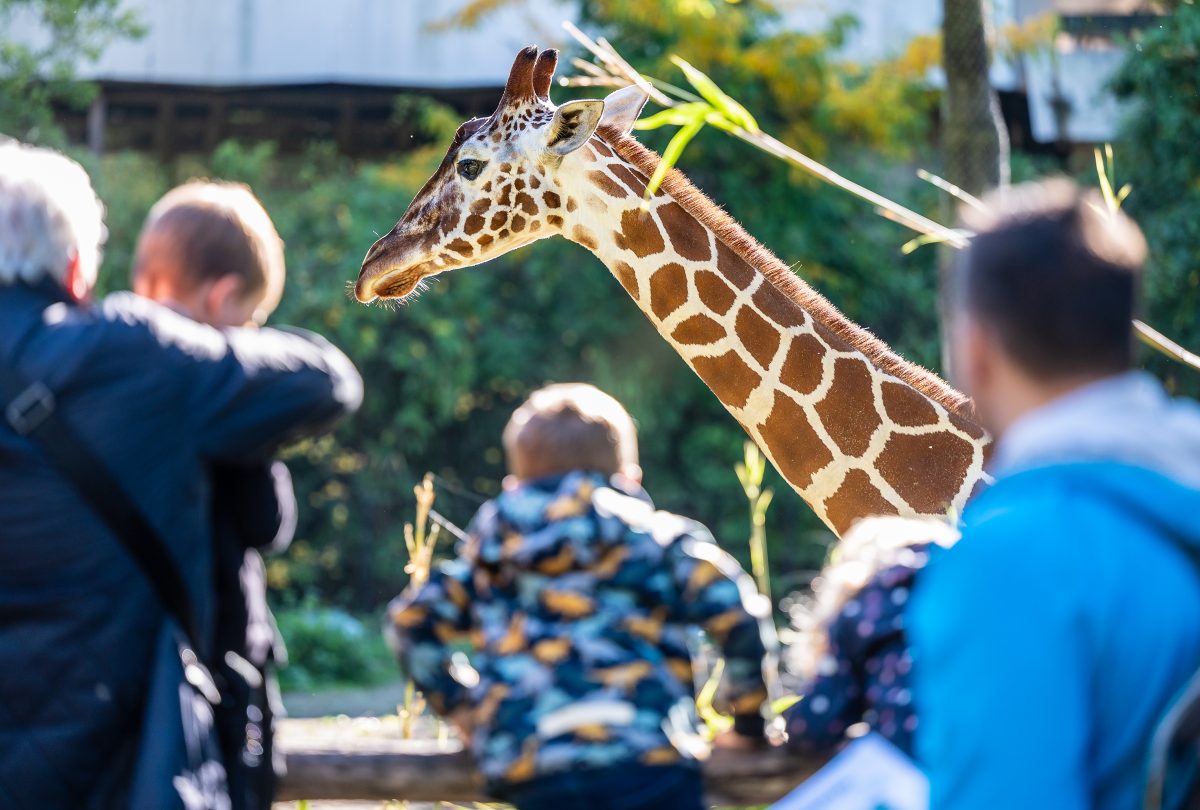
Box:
[355,264,432,303]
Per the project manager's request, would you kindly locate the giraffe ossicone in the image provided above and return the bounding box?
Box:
[355,46,992,534]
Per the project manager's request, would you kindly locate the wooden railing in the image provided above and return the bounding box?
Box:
[275,718,823,806]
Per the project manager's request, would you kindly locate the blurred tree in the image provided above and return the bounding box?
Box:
[1111,4,1200,399]
[0,0,144,143]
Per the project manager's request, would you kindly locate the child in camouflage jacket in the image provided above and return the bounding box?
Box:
[387,384,772,810]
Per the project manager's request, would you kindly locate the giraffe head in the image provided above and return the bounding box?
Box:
[354,46,647,303]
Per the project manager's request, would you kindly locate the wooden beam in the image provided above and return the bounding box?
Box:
[275,721,823,805]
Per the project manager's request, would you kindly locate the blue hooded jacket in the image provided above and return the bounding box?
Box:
[910,372,1200,810]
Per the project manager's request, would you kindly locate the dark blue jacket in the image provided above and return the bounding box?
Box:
[0,282,362,808]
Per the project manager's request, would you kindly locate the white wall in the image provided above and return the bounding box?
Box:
[20,0,576,87]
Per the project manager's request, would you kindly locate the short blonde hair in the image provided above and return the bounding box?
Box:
[134,181,284,323]
[503,383,638,480]
[0,139,105,289]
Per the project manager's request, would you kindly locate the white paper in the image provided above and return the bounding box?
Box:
[770,733,929,810]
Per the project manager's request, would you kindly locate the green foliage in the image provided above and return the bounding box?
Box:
[0,0,144,143]
[1111,6,1200,397]
[273,602,395,691]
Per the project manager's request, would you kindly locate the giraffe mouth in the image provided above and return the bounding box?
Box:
[355,262,433,304]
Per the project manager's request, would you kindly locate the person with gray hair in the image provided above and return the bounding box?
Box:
[0,140,363,809]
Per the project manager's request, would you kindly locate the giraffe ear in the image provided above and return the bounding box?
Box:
[545,99,604,156]
[599,86,649,136]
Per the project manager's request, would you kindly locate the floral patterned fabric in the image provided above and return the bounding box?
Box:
[386,471,770,789]
[783,551,928,757]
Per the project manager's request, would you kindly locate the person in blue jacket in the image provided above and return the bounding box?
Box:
[0,140,363,808]
[910,178,1200,810]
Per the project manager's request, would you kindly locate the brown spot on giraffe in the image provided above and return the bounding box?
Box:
[447,238,474,257]
[753,283,808,329]
[735,305,781,370]
[481,181,493,193]
[490,211,508,230]
[512,215,527,233]
[543,191,561,209]
[514,178,526,191]
[877,432,976,515]
[499,163,512,172]
[612,261,639,298]
[615,209,665,258]
[695,270,736,315]
[716,239,755,288]
[566,198,578,213]
[498,185,512,207]
[815,358,882,457]
[881,380,939,428]
[547,215,564,228]
[529,175,541,189]
[692,352,760,409]
[470,199,490,215]
[657,202,712,262]
[530,220,541,232]
[478,234,494,248]
[672,314,725,345]
[649,263,688,320]
[779,333,826,396]
[515,192,538,215]
[572,225,598,250]
[610,165,648,197]
[758,393,834,489]
[464,215,486,235]
[949,411,988,442]
[589,170,629,200]
[592,139,614,158]
[823,470,896,535]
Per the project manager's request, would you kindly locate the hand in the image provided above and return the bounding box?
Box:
[710,729,767,752]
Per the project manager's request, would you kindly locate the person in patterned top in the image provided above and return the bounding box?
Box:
[783,516,958,757]
[386,383,772,810]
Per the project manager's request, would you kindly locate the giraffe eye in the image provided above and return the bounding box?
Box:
[457,158,486,181]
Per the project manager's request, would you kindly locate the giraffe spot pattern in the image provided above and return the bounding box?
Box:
[877,432,976,515]
[515,192,538,215]
[573,226,599,250]
[649,263,688,320]
[613,261,639,298]
[734,305,780,370]
[589,170,630,199]
[823,469,896,535]
[716,240,755,288]
[692,352,760,409]
[544,191,561,209]
[512,215,527,233]
[814,358,882,457]
[672,314,725,345]
[547,215,564,228]
[695,270,736,315]
[464,215,486,235]
[880,381,939,428]
[490,212,508,230]
[447,238,474,257]
[758,393,834,490]
[615,209,665,258]
[753,284,808,328]
[779,333,826,396]
[658,202,712,262]
[610,165,648,197]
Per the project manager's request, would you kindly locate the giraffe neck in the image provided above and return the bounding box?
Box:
[558,131,990,533]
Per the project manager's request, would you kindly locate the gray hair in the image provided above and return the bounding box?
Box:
[0,139,106,289]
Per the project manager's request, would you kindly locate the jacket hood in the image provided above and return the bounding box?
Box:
[990,371,1200,554]
[991,371,1200,491]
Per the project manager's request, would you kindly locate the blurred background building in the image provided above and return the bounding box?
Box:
[8,0,1163,157]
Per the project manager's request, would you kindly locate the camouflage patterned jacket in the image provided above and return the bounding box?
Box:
[386,471,771,788]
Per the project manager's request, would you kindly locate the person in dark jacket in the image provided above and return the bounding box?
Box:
[387,383,773,810]
[131,179,303,810]
[0,140,363,808]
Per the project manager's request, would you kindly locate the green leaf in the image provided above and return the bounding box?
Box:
[633,101,711,131]
[669,55,760,133]
[644,112,706,198]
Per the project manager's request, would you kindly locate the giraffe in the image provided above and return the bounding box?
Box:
[354,46,991,534]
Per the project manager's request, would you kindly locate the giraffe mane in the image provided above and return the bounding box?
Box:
[595,123,976,421]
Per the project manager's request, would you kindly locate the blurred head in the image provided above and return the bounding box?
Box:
[133,180,285,327]
[949,178,1147,439]
[0,139,106,301]
[503,383,640,484]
